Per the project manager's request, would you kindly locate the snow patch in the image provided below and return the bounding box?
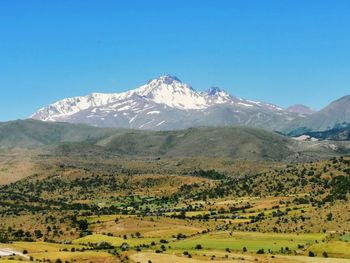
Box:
[238,102,253,107]
[156,120,166,127]
[147,111,160,115]
[129,115,138,123]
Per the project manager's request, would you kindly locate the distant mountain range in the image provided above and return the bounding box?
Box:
[1,119,349,161]
[285,95,350,135]
[30,75,350,134]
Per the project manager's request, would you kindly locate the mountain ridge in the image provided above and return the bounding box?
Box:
[1,119,349,162]
[30,75,350,133]
[284,95,350,135]
[30,75,302,130]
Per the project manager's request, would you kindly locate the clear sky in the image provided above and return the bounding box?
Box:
[1,0,350,121]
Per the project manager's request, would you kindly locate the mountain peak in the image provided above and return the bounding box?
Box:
[138,75,207,109]
[206,86,223,96]
[148,75,182,85]
[160,75,182,84]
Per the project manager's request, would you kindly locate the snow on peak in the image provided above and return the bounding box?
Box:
[135,75,207,109]
[204,87,232,104]
[149,75,183,85]
[206,87,223,96]
[30,75,288,123]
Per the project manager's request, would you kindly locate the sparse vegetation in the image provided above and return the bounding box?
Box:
[0,124,350,262]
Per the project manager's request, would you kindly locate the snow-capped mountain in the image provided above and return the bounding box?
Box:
[31,75,303,130]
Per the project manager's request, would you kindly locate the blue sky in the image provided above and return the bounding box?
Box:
[1,0,350,121]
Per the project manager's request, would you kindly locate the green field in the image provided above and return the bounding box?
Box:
[341,234,350,242]
[308,241,350,258]
[170,231,326,253]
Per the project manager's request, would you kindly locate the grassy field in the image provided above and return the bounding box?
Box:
[89,216,207,238]
[0,242,115,263]
[341,234,350,241]
[73,233,161,247]
[170,231,326,253]
[308,241,350,258]
[0,241,85,253]
[28,251,115,263]
[129,251,350,263]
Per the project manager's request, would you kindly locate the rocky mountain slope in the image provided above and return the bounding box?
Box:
[31,75,302,131]
[285,95,350,135]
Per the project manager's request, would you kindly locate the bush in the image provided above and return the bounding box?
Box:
[94,242,114,250]
[257,249,264,254]
[120,242,129,251]
[78,220,88,231]
[195,244,203,250]
[309,251,315,257]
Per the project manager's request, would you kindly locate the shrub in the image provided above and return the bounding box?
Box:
[257,249,264,254]
[309,251,315,257]
[195,244,203,250]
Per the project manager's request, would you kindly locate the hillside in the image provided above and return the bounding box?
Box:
[98,126,293,160]
[0,119,116,148]
[1,119,349,162]
[305,126,350,141]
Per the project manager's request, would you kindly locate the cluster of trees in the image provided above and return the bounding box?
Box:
[189,169,226,180]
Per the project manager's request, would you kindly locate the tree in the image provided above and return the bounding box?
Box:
[78,220,88,231]
[326,213,333,221]
[34,229,43,239]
